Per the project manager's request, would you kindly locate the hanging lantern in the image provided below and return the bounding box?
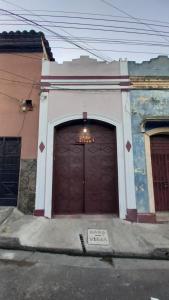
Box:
[77,127,95,144]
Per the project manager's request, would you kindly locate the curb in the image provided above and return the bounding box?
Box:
[0,236,169,260]
[0,208,14,226]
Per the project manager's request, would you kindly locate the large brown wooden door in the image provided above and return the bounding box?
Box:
[52,120,119,215]
[151,134,169,211]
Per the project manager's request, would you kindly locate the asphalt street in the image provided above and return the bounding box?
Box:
[0,249,168,300]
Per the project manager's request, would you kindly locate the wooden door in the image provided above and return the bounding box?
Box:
[0,137,21,206]
[151,134,169,211]
[52,120,119,215]
[53,123,84,214]
[85,124,119,214]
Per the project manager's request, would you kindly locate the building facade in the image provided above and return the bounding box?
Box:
[0,31,54,214]
[1,38,169,224]
[129,56,169,222]
[35,56,136,220]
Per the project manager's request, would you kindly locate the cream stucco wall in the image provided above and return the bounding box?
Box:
[43,56,121,76]
[48,90,122,123]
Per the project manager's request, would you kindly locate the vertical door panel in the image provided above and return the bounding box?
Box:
[151,135,169,211]
[0,137,21,206]
[84,124,119,214]
[53,124,84,214]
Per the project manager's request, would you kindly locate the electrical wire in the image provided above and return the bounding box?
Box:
[0,0,128,62]
[2,19,169,35]
[2,16,169,31]
[2,23,169,39]
[0,1,169,60]
[0,67,40,83]
[48,46,169,56]
[1,8,168,26]
[17,81,36,136]
[0,76,40,86]
[99,0,169,44]
[0,90,19,101]
[0,5,110,62]
[1,32,169,49]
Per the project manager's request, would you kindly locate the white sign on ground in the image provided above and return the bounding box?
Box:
[87,229,109,245]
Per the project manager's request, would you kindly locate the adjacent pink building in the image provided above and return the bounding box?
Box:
[0,30,54,213]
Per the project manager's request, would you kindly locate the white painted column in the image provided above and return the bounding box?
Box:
[44,122,55,218]
[122,91,136,210]
[116,123,128,219]
[120,59,136,212]
[35,92,49,211]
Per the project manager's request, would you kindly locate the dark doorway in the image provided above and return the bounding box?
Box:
[52,120,119,215]
[151,134,169,211]
[0,137,21,206]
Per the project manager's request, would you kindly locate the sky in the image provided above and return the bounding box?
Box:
[0,0,169,63]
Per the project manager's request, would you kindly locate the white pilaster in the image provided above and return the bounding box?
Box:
[35,92,48,211]
[122,91,136,210]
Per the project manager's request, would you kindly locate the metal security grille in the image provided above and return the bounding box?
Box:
[0,137,21,206]
[151,134,169,211]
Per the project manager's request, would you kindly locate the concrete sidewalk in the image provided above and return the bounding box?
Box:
[0,208,169,259]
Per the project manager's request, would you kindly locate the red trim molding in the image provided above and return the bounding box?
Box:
[34,210,44,217]
[126,209,137,222]
[41,75,129,80]
[137,213,156,223]
[126,209,156,223]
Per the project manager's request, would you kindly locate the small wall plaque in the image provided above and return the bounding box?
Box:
[87,229,109,245]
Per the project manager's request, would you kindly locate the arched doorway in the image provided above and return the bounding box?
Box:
[52,119,119,215]
[150,134,169,211]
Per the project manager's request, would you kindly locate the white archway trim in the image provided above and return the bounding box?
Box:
[44,114,127,219]
[144,127,169,213]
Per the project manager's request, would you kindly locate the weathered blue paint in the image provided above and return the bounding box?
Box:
[130,90,169,212]
[129,56,169,76]
[129,56,169,212]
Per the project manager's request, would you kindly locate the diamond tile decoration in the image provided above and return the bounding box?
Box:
[39,142,45,153]
[126,140,132,152]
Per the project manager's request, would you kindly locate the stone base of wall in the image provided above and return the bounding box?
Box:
[18,159,37,214]
[126,209,156,223]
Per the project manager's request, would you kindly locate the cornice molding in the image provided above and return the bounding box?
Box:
[130,76,169,89]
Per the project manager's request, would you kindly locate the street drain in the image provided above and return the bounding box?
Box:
[79,234,86,255]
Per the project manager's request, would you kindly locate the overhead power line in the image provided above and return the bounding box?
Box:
[48,37,169,48]
[99,0,169,44]
[0,67,40,83]
[0,0,169,61]
[51,46,169,56]
[1,8,169,26]
[2,35,169,48]
[2,22,169,39]
[0,2,110,62]
[2,19,169,34]
[2,14,169,30]
[2,0,111,61]
[0,76,40,86]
